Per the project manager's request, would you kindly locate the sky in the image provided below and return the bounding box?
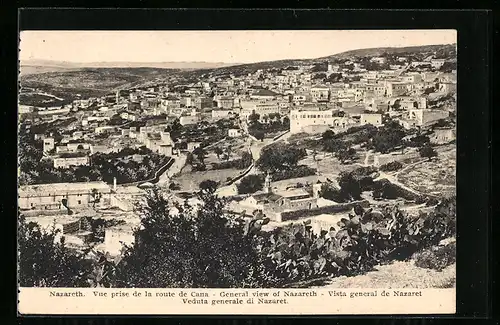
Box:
[19,30,457,64]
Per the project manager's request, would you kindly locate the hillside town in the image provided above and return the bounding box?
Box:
[18,43,457,288]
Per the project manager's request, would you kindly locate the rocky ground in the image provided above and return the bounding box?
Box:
[317,261,456,289]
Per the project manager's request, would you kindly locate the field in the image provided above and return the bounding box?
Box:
[299,152,363,178]
[397,146,456,197]
[206,137,249,162]
[173,165,245,192]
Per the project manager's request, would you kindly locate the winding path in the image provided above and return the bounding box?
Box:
[215,128,291,196]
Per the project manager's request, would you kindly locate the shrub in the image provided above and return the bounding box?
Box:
[419,145,438,161]
[380,161,403,172]
[426,197,440,206]
[413,242,456,271]
[114,189,265,288]
[199,179,219,193]
[169,182,181,191]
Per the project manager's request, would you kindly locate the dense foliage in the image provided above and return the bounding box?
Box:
[112,189,263,288]
[18,128,170,185]
[413,241,456,271]
[370,121,407,154]
[19,188,456,288]
[18,214,94,287]
[256,143,307,173]
[253,197,456,285]
[271,166,317,182]
[237,174,265,195]
[248,114,290,139]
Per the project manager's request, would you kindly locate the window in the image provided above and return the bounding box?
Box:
[78,200,82,205]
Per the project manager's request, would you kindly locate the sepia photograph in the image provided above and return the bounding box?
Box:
[17,29,457,314]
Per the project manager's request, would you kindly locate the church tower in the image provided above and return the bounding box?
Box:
[264,172,272,194]
[327,62,333,72]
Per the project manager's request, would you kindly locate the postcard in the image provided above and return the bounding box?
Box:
[18,29,457,315]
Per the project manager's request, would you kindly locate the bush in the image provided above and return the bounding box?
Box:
[414,242,456,271]
[419,145,438,161]
[257,201,456,285]
[237,174,265,195]
[426,197,440,206]
[380,161,403,172]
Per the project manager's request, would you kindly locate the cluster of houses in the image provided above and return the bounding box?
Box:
[18,50,457,256]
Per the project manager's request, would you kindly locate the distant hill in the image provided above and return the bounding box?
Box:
[316,43,457,61]
[20,59,241,76]
[19,67,180,106]
[203,43,457,76]
[19,43,456,107]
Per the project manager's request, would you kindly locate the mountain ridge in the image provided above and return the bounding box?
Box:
[20,59,243,74]
[20,43,456,74]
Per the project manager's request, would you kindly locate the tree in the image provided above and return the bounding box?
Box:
[391,100,401,111]
[252,129,265,142]
[439,61,457,73]
[113,189,263,288]
[18,214,93,287]
[408,134,430,148]
[423,87,435,95]
[434,118,452,128]
[318,183,344,203]
[282,116,290,129]
[337,171,362,201]
[419,145,438,161]
[322,129,336,141]
[248,112,260,125]
[371,121,406,154]
[185,152,194,165]
[336,147,356,164]
[91,188,102,208]
[311,62,328,72]
[214,147,223,160]
[256,143,307,173]
[323,139,346,155]
[193,147,206,164]
[169,182,181,191]
[239,151,253,169]
[199,179,219,193]
[237,175,264,195]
